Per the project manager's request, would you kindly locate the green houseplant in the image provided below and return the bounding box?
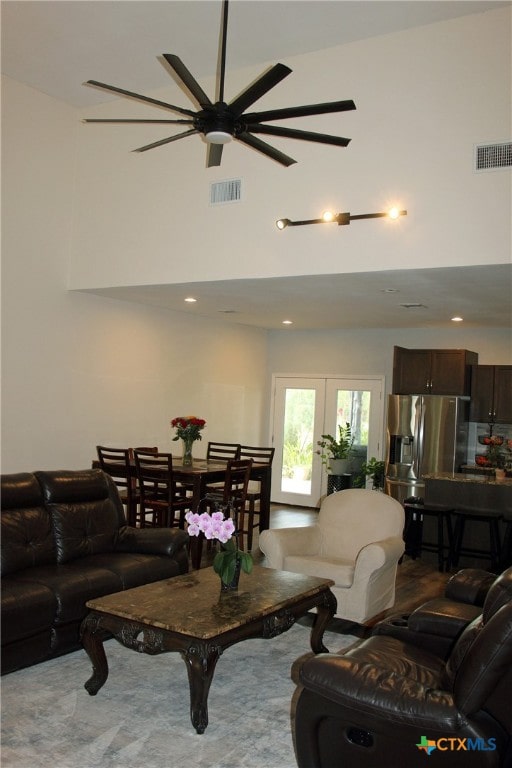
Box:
[316,423,354,474]
[354,457,386,490]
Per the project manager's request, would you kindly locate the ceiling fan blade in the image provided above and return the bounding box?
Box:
[82,119,195,124]
[162,54,212,108]
[133,128,199,153]
[207,143,224,167]
[245,123,351,147]
[236,132,296,167]
[243,99,356,123]
[228,64,292,116]
[85,80,196,117]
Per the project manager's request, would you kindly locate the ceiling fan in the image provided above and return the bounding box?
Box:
[84,0,356,167]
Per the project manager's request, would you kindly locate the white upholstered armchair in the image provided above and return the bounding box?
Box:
[259,489,405,623]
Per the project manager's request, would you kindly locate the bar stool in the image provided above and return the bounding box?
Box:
[403,502,455,572]
[451,508,502,572]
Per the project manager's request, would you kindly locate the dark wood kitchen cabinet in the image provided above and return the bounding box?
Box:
[392,347,478,395]
[469,365,512,424]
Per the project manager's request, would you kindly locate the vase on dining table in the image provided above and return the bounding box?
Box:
[182,436,194,466]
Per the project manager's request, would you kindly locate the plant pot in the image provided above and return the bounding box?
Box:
[329,458,351,475]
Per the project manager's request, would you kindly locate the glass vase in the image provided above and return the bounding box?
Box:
[182,437,194,466]
[220,556,242,592]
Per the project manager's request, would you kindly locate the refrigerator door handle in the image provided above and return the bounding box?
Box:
[412,399,423,479]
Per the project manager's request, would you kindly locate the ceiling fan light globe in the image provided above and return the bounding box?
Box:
[206,131,232,144]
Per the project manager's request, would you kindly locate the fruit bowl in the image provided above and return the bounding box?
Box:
[478,435,504,445]
[475,454,492,466]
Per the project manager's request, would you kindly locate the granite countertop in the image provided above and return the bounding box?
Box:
[424,472,512,487]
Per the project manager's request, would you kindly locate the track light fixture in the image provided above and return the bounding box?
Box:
[276,207,407,230]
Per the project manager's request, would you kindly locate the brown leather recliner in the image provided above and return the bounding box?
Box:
[293,568,512,767]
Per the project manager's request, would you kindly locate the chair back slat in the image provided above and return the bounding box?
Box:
[206,442,241,461]
[239,445,275,465]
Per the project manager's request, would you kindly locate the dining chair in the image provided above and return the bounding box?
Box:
[133,450,190,528]
[204,442,242,495]
[205,458,253,545]
[238,445,275,551]
[96,445,139,526]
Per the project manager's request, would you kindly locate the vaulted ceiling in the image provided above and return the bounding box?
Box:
[2,1,510,331]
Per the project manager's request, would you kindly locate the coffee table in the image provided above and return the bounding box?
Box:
[80,566,336,733]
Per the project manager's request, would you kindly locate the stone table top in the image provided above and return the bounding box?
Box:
[86,566,334,639]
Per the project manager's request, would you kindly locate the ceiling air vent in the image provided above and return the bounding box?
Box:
[210,178,242,205]
[474,141,512,172]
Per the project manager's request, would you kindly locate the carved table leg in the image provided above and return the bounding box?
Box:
[81,615,109,695]
[310,590,337,653]
[181,640,223,734]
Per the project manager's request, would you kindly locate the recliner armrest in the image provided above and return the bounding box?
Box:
[115,526,189,558]
[409,598,481,637]
[445,568,496,606]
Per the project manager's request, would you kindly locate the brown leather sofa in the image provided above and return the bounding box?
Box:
[293,567,512,767]
[1,469,189,675]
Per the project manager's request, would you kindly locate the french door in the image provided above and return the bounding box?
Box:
[270,375,385,507]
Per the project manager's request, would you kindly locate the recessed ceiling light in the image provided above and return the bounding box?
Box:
[282,320,293,325]
[184,297,197,303]
[451,316,464,322]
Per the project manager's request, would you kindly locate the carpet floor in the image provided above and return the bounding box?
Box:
[1,621,357,768]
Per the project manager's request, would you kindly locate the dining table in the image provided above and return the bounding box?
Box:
[91,455,272,569]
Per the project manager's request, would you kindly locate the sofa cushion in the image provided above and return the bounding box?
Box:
[9,563,125,624]
[1,579,57,643]
[80,552,186,589]
[1,474,56,576]
[35,470,120,563]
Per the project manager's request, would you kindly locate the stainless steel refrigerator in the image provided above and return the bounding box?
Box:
[385,394,469,504]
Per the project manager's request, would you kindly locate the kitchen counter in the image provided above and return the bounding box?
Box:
[424,471,512,487]
[424,472,512,570]
[424,473,512,516]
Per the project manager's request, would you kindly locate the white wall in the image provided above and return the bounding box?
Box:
[69,7,511,289]
[1,77,268,473]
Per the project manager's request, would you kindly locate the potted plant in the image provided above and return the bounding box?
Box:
[316,423,354,474]
[355,457,386,490]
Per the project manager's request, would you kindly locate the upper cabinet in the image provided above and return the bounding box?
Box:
[392,347,478,395]
[469,365,512,424]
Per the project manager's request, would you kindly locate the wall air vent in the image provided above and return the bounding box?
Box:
[210,178,242,205]
[474,141,512,172]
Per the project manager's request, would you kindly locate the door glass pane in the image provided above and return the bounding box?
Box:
[336,389,371,479]
[281,388,315,495]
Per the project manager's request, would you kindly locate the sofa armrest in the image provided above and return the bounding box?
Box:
[115,526,189,558]
[445,568,496,606]
[353,536,404,579]
[259,526,321,569]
